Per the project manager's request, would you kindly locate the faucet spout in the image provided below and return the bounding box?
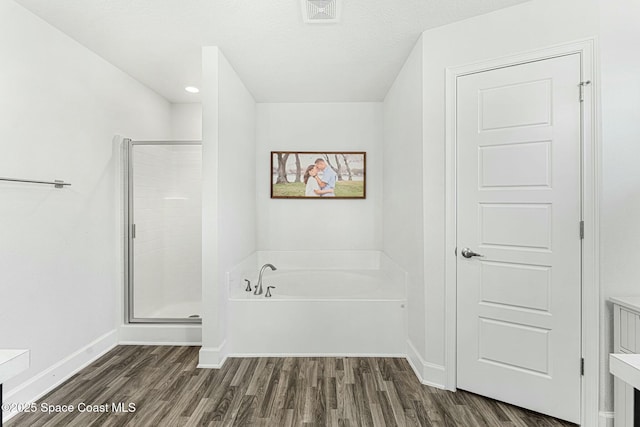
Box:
[255,263,277,295]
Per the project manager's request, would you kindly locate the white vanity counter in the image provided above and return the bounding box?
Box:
[0,349,29,385]
[1,349,29,425]
[610,296,640,427]
[611,353,640,390]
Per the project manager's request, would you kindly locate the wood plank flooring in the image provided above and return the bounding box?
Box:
[7,346,575,426]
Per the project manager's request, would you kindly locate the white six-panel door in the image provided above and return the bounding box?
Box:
[456,54,582,423]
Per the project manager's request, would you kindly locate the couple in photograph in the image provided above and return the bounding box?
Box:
[303,158,337,197]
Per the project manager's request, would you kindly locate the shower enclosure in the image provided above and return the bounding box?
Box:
[123,139,202,323]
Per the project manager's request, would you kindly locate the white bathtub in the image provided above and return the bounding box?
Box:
[227,251,407,356]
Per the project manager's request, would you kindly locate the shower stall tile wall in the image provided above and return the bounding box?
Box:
[130,143,202,321]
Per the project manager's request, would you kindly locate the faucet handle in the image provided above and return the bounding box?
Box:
[244,279,252,292]
[265,286,276,298]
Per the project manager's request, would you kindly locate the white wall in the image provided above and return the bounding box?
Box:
[382,38,426,367]
[170,103,202,141]
[0,0,172,407]
[200,47,256,364]
[256,103,383,251]
[201,47,220,356]
[599,0,640,414]
[217,51,257,353]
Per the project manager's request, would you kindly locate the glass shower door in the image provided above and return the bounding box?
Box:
[125,140,202,323]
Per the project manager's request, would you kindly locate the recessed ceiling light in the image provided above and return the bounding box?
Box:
[185,86,200,93]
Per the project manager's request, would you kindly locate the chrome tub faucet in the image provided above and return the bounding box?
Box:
[255,263,277,295]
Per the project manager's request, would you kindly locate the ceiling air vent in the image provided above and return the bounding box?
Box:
[301,0,341,24]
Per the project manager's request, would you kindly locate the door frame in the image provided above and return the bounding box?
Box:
[444,39,599,426]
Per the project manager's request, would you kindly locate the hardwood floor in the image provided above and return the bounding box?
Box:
[7,346,575,426]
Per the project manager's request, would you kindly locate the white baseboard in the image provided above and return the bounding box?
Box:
[598,411,614,427]
[198,340,228,368]
[118,324,202,346]
[406,340,446,389]
[2,330,118,423]
[227,352,406,358]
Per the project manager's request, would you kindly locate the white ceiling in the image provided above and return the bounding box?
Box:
[14,0,530,103]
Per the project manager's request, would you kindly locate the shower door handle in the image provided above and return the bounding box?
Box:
[131,224,136,239]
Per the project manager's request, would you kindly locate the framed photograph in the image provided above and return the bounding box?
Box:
[271,151,366,199]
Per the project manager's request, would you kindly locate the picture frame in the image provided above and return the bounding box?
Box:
[271,151,366,199]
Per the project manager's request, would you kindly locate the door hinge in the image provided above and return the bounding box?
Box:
[579,221,584,240]
[581,358,584,376]
[579,80,591,102]
[132,224,136,239]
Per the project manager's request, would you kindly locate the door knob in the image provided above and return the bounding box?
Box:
[461,248,484,259]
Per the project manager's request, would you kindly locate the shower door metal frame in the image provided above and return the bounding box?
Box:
[124,139,203,324]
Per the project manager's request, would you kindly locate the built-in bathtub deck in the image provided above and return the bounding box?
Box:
[6,345,574,426]
[227,252,408,356]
